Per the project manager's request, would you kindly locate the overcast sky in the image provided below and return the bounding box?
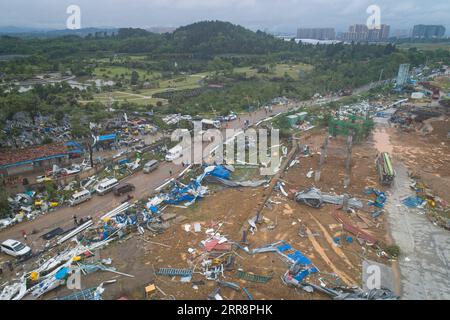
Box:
[1,0,449,33]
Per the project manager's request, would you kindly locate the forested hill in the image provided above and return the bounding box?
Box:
[166,21,295,55]
[0,21,296,57]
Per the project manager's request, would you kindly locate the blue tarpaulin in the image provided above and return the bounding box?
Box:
[277,242,316,271]
[148,165,233,210]
[24,190,35,197]
[209,166,231,180]
[118,158,129,165]
[293,268,315,283]
[163,181,199,205]
[149,206,158,214]
[55,267,69,280]
[276,242,318,283]
[97,134,117,142]
[365,188,387,208]
[402,196,425,208]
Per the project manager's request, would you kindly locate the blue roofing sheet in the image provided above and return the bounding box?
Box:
[98,134,117,142]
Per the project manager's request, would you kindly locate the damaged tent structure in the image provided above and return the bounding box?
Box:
[147,165,267,209]
[204,175,267,188]
[294,187,363,209]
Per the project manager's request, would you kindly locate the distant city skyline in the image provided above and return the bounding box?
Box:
[0,0,449,35]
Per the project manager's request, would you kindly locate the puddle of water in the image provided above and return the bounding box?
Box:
[373,128,393,154]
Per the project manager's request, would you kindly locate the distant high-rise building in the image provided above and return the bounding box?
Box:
[379,24,390,40]
[396,64,410,86]
[349,24,368,34]
[392,29,410,39]
[412,25,446,39]
[296,28,335,40]
[340,24,389,42]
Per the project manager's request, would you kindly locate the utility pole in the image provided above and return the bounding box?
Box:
[343,130,353,189]
[378,68,384,82]
[315,135,329,183]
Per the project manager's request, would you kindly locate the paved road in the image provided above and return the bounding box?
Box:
[374,119,450,300]
[385,162,450,299]
[0,162,183,254]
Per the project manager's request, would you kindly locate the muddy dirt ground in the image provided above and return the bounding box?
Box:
[14,117,449,300]
[387,117,450,203]
[37,128,397,300]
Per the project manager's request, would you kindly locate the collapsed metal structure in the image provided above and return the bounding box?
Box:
[294,187,364,209]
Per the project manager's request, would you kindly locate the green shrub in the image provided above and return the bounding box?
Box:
[385,244,401,258]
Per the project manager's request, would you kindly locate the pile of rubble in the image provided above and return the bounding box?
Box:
[404,176,450,230]
[0,113,73,149]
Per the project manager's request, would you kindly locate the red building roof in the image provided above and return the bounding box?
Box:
[0,142,68,167]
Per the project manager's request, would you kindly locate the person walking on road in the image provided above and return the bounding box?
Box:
[73,215,78,226]
[21,230,27,241]
[169,169,173,176]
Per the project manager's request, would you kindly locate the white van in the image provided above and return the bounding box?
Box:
[69,190,92,206]
[143,160,159,173]
[201,119,221,129]
[165,145,183,162]
[95,178,119,195]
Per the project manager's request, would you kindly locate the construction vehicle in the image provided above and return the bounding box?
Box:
[376,152,395,185]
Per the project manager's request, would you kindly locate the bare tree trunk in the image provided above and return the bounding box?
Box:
[315,136,328,183]
[344,131,353,188]
[88,143,94,168]
[82,138,94,168]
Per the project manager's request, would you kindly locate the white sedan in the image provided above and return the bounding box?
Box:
[1,239,32,258]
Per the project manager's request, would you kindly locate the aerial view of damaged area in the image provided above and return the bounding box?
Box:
[0,1,449,302]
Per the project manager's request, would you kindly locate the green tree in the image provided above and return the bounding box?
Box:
[130,70,139,85]
[0,182,10,219]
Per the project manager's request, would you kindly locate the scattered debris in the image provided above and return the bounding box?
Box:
[295,187,363,209]
[236,270,273,283]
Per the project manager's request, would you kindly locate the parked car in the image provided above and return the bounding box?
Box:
[1,239,32,258]
[69,190,92,206]
[165,145,183,161]
[214,116,226,122]
[0,218,12,230]
[143,160,159,173]
[224,113,237,121]
[113,183,135,196]
[95,178,119,195]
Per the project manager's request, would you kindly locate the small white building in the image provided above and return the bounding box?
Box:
[411,92,425,99]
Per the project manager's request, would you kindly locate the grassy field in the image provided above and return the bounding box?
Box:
[88,72,208,106]
[92,92,167,106]
[86,63,312,107]
[91,55,150,63]
[93,66,161,81]
[139,73,207,95]
[398,42,450,51]
[234,63,313,79]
